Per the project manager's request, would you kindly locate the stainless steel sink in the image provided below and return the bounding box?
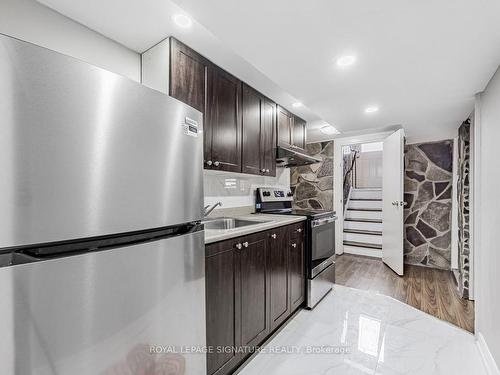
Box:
[203,217,270,230]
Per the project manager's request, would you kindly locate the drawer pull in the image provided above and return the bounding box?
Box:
[235,243,242,249]
[271,233,277,239]
[291,243,297,248]
[242,241,249,248]
[296,228,302,233]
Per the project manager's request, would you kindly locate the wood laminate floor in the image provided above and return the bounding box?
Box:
[335,253,475,332]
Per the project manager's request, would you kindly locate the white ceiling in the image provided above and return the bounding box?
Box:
[39,0,500,143]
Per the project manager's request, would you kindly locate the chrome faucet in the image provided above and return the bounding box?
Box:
[204,202,222,217]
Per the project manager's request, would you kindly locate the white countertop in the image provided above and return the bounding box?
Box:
[204,213,307,244]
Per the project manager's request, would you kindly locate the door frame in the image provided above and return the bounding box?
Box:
[333,130,396,255]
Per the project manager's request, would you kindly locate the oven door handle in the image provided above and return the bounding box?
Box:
[311,216,337,228]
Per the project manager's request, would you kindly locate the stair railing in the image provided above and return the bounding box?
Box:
[343,150,359,211]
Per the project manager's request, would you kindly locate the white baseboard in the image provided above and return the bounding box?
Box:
[477,332,500,375]
[343,245,382,258]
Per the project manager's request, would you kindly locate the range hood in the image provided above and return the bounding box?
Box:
[276,145,322,167]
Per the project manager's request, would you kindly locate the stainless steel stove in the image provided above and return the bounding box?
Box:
[256,187,337,308]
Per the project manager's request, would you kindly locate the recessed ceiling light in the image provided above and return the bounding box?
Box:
[292,102,303,108]
[172,14,193,28]
[364,106,379,114]
[336,55,356,67]
[320,125,339,135]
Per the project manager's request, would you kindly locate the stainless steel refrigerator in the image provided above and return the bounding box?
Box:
[0,34,206,375]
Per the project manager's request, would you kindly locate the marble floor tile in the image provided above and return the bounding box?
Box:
[239,285,484,375]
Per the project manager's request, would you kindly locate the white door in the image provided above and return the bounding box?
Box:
[382,129,405,275]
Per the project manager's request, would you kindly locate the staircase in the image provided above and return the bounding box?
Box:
[343,188,383,258]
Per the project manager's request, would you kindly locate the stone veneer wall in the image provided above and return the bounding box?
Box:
[404,140,453,270]
[457,119,471,298]
[291,142,333,210]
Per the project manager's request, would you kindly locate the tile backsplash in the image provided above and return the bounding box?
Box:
[204,168,291,210]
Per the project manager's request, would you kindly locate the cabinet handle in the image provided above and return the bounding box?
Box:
[271,233,277,239]
[235,243,242,249]
[242,241,249,248]
[214,161,220,167]
[261,168,266,173]
[206,160,213,166]
[266,169,270,173]
[291,243,297,248]
[296,228,302,233]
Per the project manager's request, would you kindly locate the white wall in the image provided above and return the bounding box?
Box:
[475,66,500,370]
[355,150,383,188]
[0,0,140,81]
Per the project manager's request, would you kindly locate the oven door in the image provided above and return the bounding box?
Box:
[310,216,336,277]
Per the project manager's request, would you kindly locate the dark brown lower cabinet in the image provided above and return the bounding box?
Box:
[205,240,241,375]
[268,226,291,331]
[205,223,306,375]
[289,223,306,311]
[238,232,270,348]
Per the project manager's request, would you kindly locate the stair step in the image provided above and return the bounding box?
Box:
[350,188,382,200]
[343,231,383,244]
[348,200,383,210]
[343,240,382,250]
[347,208,382,212]
[343,244,382,258]
[344,220,383,232]
[344,229,382,236]
[344,218,382,223]
[345,210,382,220]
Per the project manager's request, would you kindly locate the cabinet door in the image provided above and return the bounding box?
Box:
[268,227,290,331]
[238,232,270,349]
[241,84,262,175]
[289,223,306,312]
[206,241,241,375]
[261,99,276,177]
[292,115,307,151]
[277,106,293,147]
[169,38,209,114]
[169,38,212,166]
[207,66,242,172]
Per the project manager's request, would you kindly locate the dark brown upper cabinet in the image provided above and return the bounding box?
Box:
[206,66,242,172]
[145,38,241,171]
[241,84,276,176]
[292,116,307,151]
[169,38,210,114]
[277,106,293,147]
[277,106,307,152]
[143,38,307,173]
